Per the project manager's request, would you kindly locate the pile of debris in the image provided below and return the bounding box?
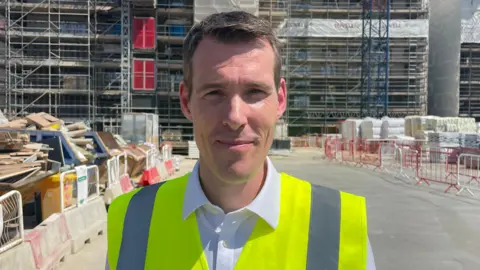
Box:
[0,112,96,164]
[63,121,95,163]
[0,131,53,184]
[0,112,61,130]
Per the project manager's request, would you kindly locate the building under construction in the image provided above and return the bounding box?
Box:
[1,0,429,137]
[459,1,480,119]
[0,0,286,140]
[281,0,429,135]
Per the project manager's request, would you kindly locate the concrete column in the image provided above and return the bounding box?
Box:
[428,0,462,117]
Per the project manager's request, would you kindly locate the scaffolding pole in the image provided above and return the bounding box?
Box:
[360,0,391,118]
[121,0,131,115]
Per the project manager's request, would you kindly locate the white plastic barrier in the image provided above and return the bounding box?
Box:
[162,144,172,161]
[118,152,128,179]
[145,148,155,169]
[107,156,120,187]
[457,153,480,196]
[377,143,398,172]
[107,152,128,187]
[0,190,24,254]
[59,165,100,212]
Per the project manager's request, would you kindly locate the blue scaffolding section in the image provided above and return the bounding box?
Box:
[360,0,391,118]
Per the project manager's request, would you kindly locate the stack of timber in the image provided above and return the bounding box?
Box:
[0,112,61,130]
[0,131,60,202]
[61,121,96,163]
[0,113,99,164]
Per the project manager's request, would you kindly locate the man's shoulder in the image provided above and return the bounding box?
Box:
[280,172,365,199]
[109,174,190,213]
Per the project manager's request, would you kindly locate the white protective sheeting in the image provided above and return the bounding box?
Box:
[340,119,362,140]
[276,19,429,38]
[359,117,382,140]
[194,0,259,24]
[461,0,480,43]
[380,117,405,139]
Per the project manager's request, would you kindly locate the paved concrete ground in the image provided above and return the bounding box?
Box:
[60,149,480,270]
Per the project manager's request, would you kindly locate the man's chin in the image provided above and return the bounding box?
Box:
[218,159,263,183]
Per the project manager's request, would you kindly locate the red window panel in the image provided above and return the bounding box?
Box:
[144,60,156,90]
[133,59,144,89]
[133,17,156,49]
[132,17,144,49]
[133,59,156,91]
[144,17,156,49]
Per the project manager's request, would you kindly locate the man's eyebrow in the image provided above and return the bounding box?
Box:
[245,82,271,90]
[197,81,272,92]
[198,82,227,92]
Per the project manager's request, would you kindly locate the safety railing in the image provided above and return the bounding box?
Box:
[291,136,323,148]
[323,138,480,197]
[0,190,24,254]
[59,165,100,212]
[416,148,460,193]
[457,153,480,196]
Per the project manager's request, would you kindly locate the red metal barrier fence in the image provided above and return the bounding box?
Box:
[290,136,323,148]
[322,138,480,196]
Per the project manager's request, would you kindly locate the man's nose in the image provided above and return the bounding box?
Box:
[222,96,248,130]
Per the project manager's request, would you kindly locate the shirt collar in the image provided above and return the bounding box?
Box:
[182,157,281,229]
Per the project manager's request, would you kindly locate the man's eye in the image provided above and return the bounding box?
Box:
[249,89,264,95]
[205,90,221,96]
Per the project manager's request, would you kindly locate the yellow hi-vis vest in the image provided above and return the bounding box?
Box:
[107,173,368,270]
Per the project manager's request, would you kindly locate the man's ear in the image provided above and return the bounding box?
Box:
[277,78,287,119]
[179,81,193,121]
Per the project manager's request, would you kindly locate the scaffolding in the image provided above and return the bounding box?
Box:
[279,0,429,135]
[0,0,287,137]
[1,0,432,138]
[153,0,287,140]
[3,0,95,123]
[459,2,480,119]
[360,0,390,118]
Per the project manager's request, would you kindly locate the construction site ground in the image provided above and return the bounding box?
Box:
[59,149,480,270]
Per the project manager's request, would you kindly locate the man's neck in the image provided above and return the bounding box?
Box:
[198,160,267,213]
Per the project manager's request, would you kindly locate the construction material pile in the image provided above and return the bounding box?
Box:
[0,131,54,185]
[405,116,477,140]
[0,112,61,130]
[427,132,480,149]
[341,117,404,140]
[188,141,200,159]
[0,112,96,164]
[62,121,95,163]
[359,117,382,139]
[463,133,480,148]
[427,132,462,148]
[380,118,405,139]
[340,119,362,140]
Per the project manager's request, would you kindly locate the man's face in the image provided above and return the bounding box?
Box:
[179,37,286,183]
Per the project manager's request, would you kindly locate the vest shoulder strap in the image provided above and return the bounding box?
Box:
[280,173,368,270]
[107,174,190,270]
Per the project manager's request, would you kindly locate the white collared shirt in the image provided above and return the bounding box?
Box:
[106,158,376,270]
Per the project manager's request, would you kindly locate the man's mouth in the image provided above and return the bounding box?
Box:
[216,139,254,146]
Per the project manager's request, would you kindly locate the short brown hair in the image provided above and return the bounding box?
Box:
[182,11,282,95]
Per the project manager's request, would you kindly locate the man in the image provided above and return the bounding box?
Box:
[106,11,376,270]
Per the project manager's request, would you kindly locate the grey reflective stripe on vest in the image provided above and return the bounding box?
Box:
[116,182,341,270]
[307,184,341,270]
[117,182,165,270]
